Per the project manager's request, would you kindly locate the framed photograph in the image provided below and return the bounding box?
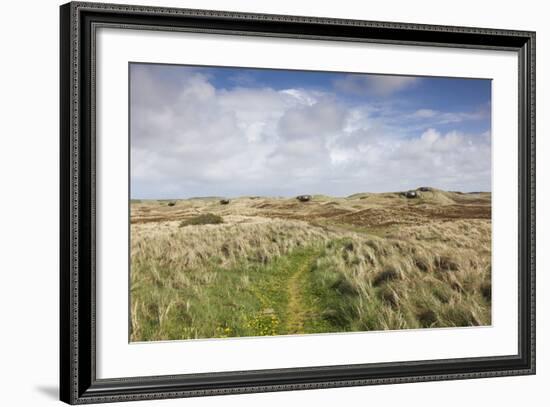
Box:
[60,1,536,404]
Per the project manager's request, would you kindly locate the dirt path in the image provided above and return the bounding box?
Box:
[285,251,318,334]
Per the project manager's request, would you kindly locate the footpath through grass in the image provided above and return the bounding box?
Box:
[285,250,333,334]
[131,246,338,341]
[230,247,336,337]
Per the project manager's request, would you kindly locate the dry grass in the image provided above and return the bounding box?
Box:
[130,188,491,341]
[179,213,223,227]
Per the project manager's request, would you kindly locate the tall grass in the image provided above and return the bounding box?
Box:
[130,213,491,341]
[308,221,491,331]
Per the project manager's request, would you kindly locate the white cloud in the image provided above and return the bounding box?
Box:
[411,107,489,124]
[414,109,438,118]
[334,74,420,96]
[130,69,490,198]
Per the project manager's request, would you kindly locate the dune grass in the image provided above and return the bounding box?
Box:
[179,213,223,227]
[130,189,491,341]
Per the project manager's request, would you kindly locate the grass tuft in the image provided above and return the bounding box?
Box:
[373,265,403,287]
[179,213,223,227]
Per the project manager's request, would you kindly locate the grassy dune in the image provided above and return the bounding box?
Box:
[130,188,491,341]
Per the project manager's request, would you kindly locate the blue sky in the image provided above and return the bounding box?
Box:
[130,63,491,199]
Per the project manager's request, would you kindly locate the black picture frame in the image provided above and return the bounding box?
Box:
[60,1,536,404]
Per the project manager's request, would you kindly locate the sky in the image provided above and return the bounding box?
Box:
[130,63,491,199]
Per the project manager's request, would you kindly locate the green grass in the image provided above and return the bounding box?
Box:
[133,235,490,341]
[131,245,344,340]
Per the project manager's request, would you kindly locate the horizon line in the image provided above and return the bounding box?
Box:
[130,188,492,200]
